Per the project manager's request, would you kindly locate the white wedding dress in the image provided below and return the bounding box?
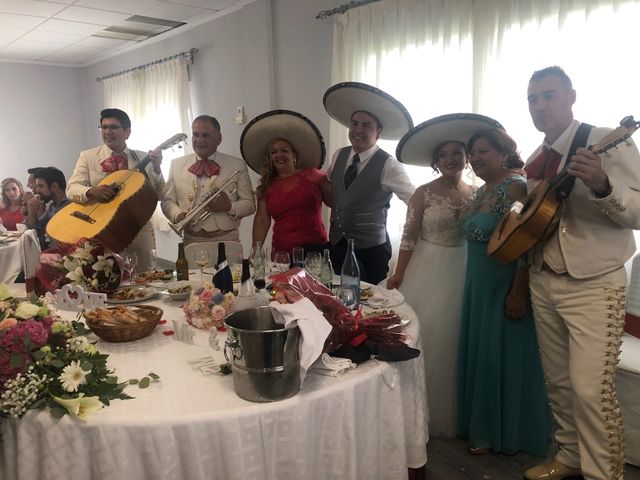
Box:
[397,185,471,438]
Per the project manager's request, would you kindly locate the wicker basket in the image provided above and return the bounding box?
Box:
[85,305,163,343]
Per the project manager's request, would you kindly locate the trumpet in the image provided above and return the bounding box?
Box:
[170,170,241,237]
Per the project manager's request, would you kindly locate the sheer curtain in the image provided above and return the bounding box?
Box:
[104,57,193,232]
[331,0,474,266]
[330,0,640,268]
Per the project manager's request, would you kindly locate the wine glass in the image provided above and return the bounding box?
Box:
[336,286,356,310]
[305,252,322,280]
[195,249,209,284]
[292,247,305,268]
[273,251,290,274]
[122,251,138,284]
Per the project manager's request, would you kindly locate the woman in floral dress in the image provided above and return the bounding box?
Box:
[388,114,502,437]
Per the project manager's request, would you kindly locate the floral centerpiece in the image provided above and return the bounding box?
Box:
[37,238,122,294]
[182,281,235,329]
[0,284,131,423]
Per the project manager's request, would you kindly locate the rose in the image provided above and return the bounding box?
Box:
[52,394,104,421]
[14,302,41,319]
[210,305,226,327]
[0,317,17,330]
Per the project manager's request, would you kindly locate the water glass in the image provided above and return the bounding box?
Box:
[292,247,305,268]
[195,249,209,283]
[273,251,290,274]
[122,251,138,284]
[336,286,356,310]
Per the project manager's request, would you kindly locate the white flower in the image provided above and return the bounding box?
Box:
[92,255,114,274]
[52,393,104,421]
[58,360,88,392]
[67,336,91,353]
[14,302,41,319]
[65,266,86,284]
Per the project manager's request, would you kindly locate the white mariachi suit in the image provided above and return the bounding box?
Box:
[67,144,165,272]
[161,151,255,246]
[527,120,640,480]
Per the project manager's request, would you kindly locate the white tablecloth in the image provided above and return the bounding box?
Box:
[1,287,428,480]
[0,235,22,283]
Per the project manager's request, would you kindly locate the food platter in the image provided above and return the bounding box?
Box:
[362,308,411,326]
[134,269,175,284]
[107,286,157,304]
[155,280,195,301]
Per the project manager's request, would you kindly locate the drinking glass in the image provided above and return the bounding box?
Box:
[305,251,322,280]
[336,286,356,310]
[195,249,209,283]
[228,250,243,284]
[273,251,290,274]
[292,247,305,268]
[122,251,138,284]
[149,249,158,271]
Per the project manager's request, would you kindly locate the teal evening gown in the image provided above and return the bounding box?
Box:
[457,175,551,457]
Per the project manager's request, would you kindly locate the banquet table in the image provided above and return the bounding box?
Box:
[0,234,23,283]
[1,284,428,480]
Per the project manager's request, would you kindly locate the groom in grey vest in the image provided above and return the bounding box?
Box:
[323,83,414,284]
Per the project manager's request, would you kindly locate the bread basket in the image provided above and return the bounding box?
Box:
[84,305,163,342]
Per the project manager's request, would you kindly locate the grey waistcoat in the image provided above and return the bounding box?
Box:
[329,146,392,249]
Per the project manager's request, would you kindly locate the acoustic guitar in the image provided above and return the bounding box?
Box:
[47,133,187,252]
[487,116,640,264]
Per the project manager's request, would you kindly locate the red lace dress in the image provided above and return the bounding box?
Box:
[0,207,25,230]
[264,169,328,255]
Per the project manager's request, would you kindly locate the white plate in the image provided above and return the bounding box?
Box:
[155,280,196,300]
[107,286,157,304]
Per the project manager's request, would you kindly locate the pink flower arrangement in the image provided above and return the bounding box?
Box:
[182,281,235,329]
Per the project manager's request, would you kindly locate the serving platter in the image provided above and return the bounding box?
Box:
[107,286,157,304]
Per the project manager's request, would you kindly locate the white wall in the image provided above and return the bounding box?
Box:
[0,62,89,185]
[0,0,343,262]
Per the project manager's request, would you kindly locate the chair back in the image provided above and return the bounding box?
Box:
[184,241,244,267]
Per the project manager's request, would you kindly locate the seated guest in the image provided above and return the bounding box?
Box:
[26,167,70,248]
[0,178,26,230]
[241,110,331,256]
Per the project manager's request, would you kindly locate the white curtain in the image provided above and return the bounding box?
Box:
[104,57,193,231]
[330,0,640,268]
[330,0,474,268]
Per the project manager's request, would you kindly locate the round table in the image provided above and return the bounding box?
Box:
[1,286,428,480]
[0,234,23,284]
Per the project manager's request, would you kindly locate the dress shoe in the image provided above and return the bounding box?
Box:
[468,446,491,455]
[523,459,582,480]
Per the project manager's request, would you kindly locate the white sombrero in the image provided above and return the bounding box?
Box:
[323,82,413,140]
[396,113,504,166]
[240,110,326,174]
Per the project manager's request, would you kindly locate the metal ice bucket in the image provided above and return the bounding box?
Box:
[224,306,301,402]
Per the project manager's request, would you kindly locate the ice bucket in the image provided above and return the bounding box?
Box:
[224,306,301,402]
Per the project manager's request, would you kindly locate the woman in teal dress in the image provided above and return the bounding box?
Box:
[457,128,551,457]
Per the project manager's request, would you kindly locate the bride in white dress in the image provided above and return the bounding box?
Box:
[388,114,502,437]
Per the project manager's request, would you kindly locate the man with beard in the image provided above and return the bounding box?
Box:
[26,167,70,248]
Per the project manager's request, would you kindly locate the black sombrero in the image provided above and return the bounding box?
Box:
[323,82,413,140]
[396,113,503,166]
[240,109,325,174]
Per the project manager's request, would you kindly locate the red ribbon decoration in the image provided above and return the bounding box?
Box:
[100,155,128,173]
[188,159,221,177]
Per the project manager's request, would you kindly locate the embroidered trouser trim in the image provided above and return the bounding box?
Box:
[530,268,626,480]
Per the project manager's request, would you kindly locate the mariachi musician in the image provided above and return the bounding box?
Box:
[161,114,255,246]
[66,108,164,271]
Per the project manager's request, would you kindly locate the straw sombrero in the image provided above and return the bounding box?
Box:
[396,113,503,166]
[323,82,413,140]
[240,110,325,174]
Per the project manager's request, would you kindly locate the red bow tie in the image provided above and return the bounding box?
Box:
[100,154,128,173]
[188,159,221,177]
[524,147,563,180]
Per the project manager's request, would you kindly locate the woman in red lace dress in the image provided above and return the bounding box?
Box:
[0,178,26,230]
[242,110,331,256]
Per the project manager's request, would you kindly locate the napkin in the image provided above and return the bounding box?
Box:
[311,353,356,377]
[269,297,332,385]
[20,229,41,297]
[365,284,405,308]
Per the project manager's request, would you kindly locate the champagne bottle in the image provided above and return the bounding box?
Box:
[340,238,360,307]
[253,241,266,290]
[175,242,189,281]
[320,248,333,288]
[212,242,234,294]
[234,259,268,311]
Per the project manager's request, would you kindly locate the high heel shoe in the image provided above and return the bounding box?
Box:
[468,445,492,455]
